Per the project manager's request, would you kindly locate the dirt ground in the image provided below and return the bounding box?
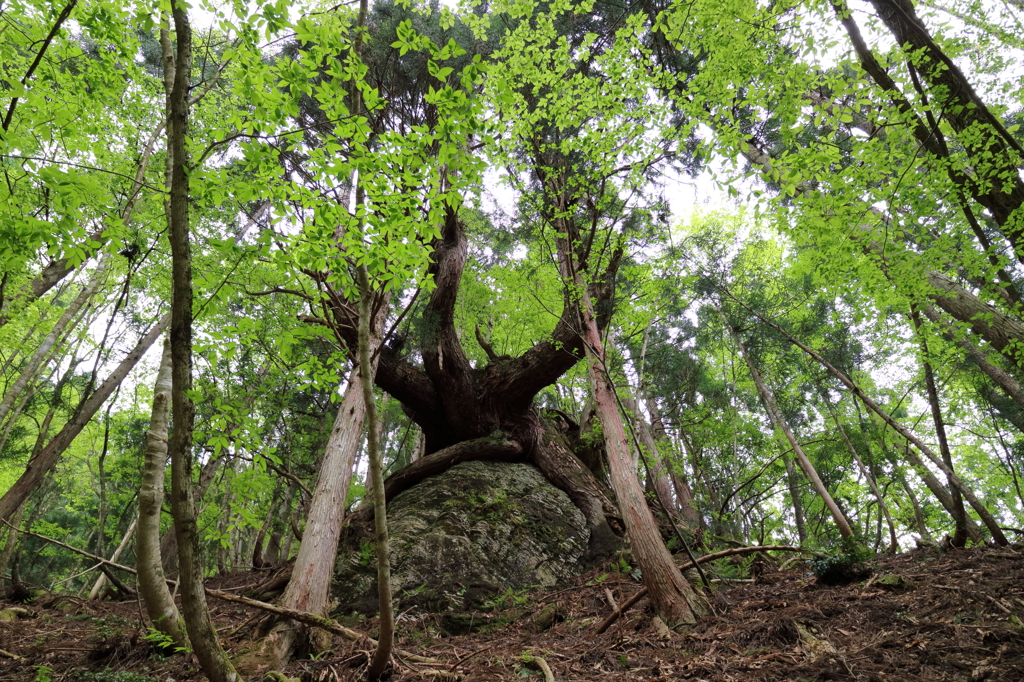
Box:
[1,544,1022,681]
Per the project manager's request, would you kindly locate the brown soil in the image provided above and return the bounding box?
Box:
[1,544,1022,681]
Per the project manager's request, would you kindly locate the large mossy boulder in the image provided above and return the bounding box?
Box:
[332,460,589,615]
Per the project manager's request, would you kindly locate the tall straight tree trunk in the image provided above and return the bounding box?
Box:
[911,309,968,546]
[164,6,238,680]
[648,400,701,529]
[246,306,386,671]
[136,339,187,647]
[0,314,168,522]
[251,480,284,569]
[720,306,853,539]
[783,454,808,544]
[562,245,704,628]
[359,265,393,680]
[725,289,1009,545]
[0,253,108,428]
[621,392,678,521]
[818,388,899,552]
[896,467,933,541]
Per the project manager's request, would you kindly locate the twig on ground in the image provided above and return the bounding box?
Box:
[595,545,812,634]
[448,643,498,672]
[604,587,618,610]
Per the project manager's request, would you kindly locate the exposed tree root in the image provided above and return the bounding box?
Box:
[205,589,438,664]
[523,653,555,682]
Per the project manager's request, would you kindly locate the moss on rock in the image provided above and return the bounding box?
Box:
[333,460,589,614]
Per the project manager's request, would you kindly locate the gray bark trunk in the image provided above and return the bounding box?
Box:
[136,339,187,646]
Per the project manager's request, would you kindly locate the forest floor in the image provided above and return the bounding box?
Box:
[1,543,1022,682]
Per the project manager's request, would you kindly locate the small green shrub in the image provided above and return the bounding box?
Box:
[811,540,872,585]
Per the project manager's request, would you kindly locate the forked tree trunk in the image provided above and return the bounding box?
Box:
[136,339,187,647]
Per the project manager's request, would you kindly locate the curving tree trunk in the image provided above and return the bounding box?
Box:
[136,339,187,648]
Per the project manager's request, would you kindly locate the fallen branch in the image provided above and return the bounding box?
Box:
[0,648,25,661]
[97,564,135,598]
[1,520,157,585]
[595,545,812,634]
[205,589,437,664]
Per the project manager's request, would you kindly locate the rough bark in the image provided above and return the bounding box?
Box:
[247,341,381,670]
[571,256,703,627]
[164,4,238,679]
[0,314,168,522]
[136,339,187,647]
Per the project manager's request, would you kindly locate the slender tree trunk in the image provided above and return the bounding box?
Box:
[724,290,1009,545]
[136,339,187,647]
[164,5,238,679]
[252,481,284,569]
[0,500,26,587]
[360,267,393,680]
[818,388,899,552]
[896,468,933,541]
[720,307,853,539]
[0,314,169,522]
[783,454,808,544]
[264,484,294,566]
[649,400,701,529]
[247,317,385,671]
[621,392,678,520]
[911,309,968,546]
[0,255,107,428]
